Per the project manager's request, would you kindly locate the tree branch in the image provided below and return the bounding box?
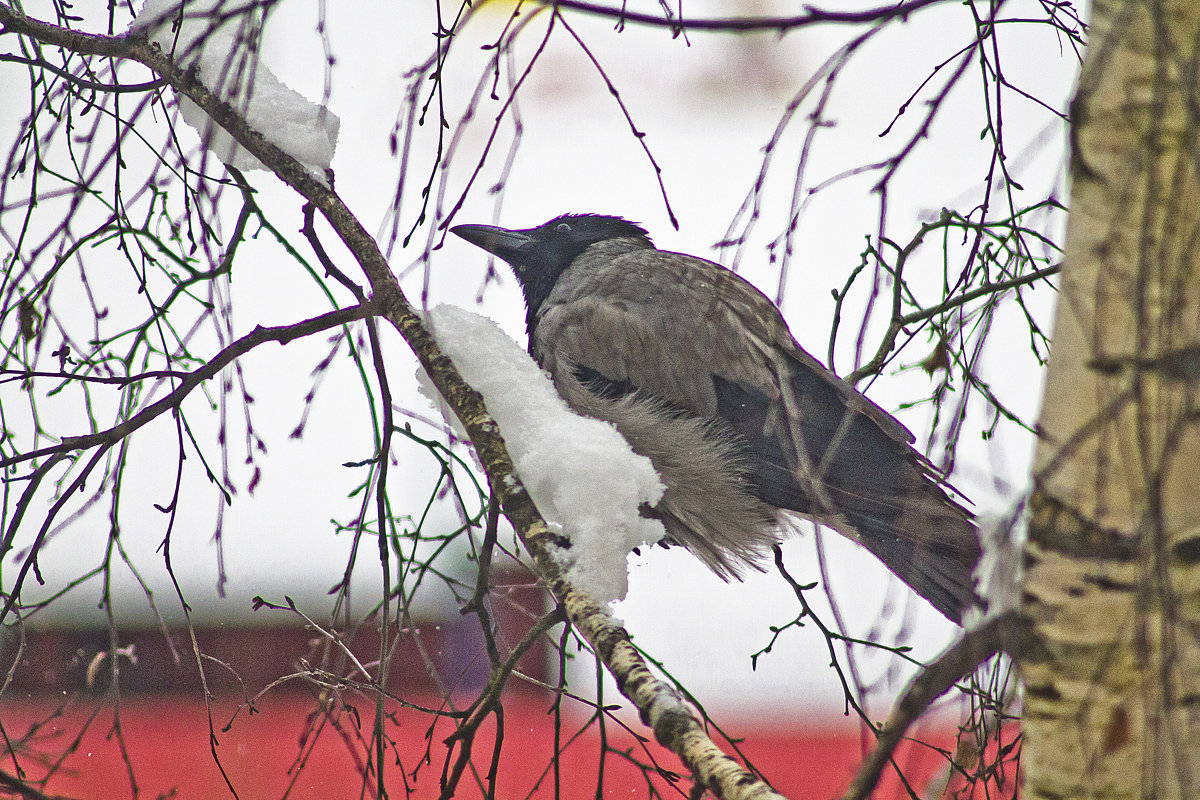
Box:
[840,611,1030,800]
[0,8,790,797]
[0,303,374,470]
[0,768,76,800]
[546,0,950,32]
[846,261,1061,385]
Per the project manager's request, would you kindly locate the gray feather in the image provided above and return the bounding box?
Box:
[549,366,780,578]
[452,215,982,622]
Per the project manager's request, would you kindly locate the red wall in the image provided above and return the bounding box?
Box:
[0,693,1016,799]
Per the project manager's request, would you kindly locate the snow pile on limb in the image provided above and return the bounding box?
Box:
[423,305,667,604]
[133,0,339,177]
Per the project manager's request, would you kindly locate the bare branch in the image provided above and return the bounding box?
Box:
[0,9,797,797]
[846,260,1061,385]
[546,0,951,32]
[841,611,1028,800]
[0,303,374,470]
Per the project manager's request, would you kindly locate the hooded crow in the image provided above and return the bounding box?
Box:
[452,213,980,623]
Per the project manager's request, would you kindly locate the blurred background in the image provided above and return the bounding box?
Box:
[0,0,1079,796]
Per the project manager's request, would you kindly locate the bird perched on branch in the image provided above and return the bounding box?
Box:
[452,214,981,623]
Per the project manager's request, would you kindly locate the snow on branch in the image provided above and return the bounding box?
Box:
[0,11,794,791]
[132,0,339,177]
[424,304,666,604]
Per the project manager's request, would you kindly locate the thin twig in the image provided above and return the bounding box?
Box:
[840,611,1028,800]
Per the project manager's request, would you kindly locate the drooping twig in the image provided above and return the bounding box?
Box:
[845,260,1060,385]
[0,768,76,800]
[0,9,792,797]
[0,303,375,471]
[840,611,1028,800]
[545,0,949,32]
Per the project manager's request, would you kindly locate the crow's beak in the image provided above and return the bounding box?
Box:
[451,224,533,263]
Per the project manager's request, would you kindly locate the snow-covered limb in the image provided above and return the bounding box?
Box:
[425,305,666,604]
[132,0,339,177]
[422,306,788,798]
[0,10,790,795]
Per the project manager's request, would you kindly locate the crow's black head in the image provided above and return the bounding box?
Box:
[452,214,651,324]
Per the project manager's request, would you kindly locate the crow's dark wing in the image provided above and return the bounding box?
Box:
[534,243,979,620]
[534,247,784,418]
[712,366,980,621]
[532,245,784,578]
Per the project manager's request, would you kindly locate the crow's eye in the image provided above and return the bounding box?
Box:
[556,222,571,233]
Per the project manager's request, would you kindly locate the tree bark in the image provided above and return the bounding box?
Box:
[1021,0,1200,796]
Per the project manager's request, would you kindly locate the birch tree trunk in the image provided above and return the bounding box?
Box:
[1020,0,1200,796]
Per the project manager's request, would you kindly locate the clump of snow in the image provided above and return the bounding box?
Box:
[132,0,339,177]
[422,305,667,604]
